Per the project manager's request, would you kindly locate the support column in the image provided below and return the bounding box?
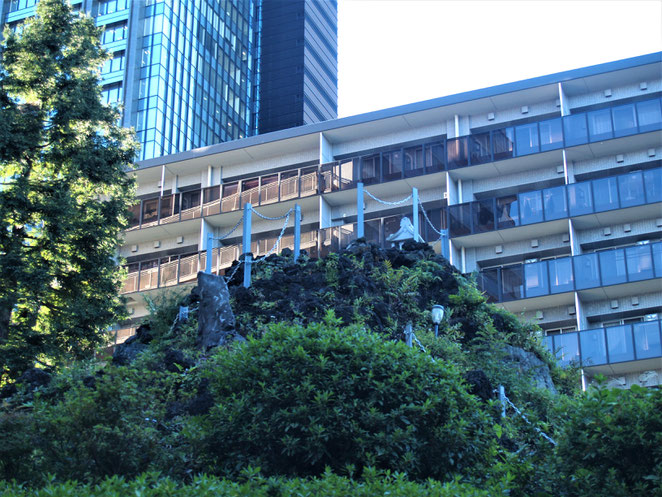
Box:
[412,187,419,241]
[242,203,252,288]
[357,182,364,239]
[294,204,301,262]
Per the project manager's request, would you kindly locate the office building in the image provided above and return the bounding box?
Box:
[118,52,662,388]
[0,0,338,160]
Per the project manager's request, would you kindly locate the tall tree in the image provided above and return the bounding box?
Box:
[0,0,137,380]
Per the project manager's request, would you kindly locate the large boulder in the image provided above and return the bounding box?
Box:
[112,324,153,365]
[503,345,557,394]
[196,271,241,349]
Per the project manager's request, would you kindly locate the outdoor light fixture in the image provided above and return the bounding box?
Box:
[431,305,445,338]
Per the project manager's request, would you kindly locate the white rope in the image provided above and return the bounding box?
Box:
[254,210,292,263]
[498,389,557,446]
[411,331,436,362]
[364,189,413,206]
[252,206,293,221]
[212,216,243,241]
[224,259,244,283]
[418,197,444,236]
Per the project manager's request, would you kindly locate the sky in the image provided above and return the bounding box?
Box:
[337,0,662,118]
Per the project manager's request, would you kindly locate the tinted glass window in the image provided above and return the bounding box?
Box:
[492,128,514,161]
[580,328,608,366]
[449,204,472,236]
[554,333,580,366]
[636,99,662,132]
[599,249,627,286]
[618,171,644,208]
[496,195,519,229]
[447,137,469,168]
[425,143,445,172]
[592,177,619,212]
[543,185,567,220]
[473,199,495,233]
[633,321,662,359]
[515,123,539,156]
[470,133,491,165]
[501,265,524,301]
[625,244,654,281]
[539,118,563,151]
[612,104,638,137]
[524,261,549,297]
[519,190,543,225]
[573,253,600,290]
[563,114,588,146]
[568,182,593,216]
[587,109,613,142]
[643,169,662,203]
[606,325,635,362]
[548,257,574,293]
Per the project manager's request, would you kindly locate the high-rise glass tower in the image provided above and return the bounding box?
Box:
[0,0,338,161]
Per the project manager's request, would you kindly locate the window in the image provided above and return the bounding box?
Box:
[98,0,129,15]
[102,51,125,74]
[102,22,128,44]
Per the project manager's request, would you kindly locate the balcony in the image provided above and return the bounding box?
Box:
[545,319,662,373]
[477,241,662,303]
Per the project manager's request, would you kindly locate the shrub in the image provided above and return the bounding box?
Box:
[189,314,497,480]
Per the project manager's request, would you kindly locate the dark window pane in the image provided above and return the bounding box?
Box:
[241,178,259,206]
[633,321,662,359]
[361,155,380,185]
[567,182,593,216]
[300,167,318,197]
[449,203,472,236]
[128,203,141,229]
[625,244,654,281]
[618,171,644,208]
[554,333,580,366]
[544,335,554,355]
[519,190,543,225]
[587,109,613,142]
[425,142,445,172]
[543,185,567,220]
[319,163,340,193]
[612,104,638,137]
[473,199,495,233]
[447,137,468,168]
[160,194,180,223]
[653,242,662,277]
[382,151,402,181]
[496,195,519,229]
[515,123,539,156]
[180,190,201,220]
[573,253,600,289]
[580,328,608,366]
[592,176,619,212]
[524,261,549,297]
[404,146,424,177]
[549,257,574,293]
[643,168,662,203]
[492,128,514,161]
[222,182,240,212]
[501,265,524,301]
[383,215,401,242]
[280,170,300,200]
[599,249,627,286]
[364,219,380,245]
[141,197,159,226]
[636,99,662,132]
[478,268,500,302]
[339,159,356,190]
[539,118,563,151]
[563,114,588,147]
[470,133,491,165]
[260,174,279,205]
[606,325,635,363]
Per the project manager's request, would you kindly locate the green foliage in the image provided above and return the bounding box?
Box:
[0,0,137,380]
[0,470,512,497]
[549,384,662,496]
[189,316,498,481]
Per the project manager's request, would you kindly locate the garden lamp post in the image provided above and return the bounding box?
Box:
[431,305,445,338]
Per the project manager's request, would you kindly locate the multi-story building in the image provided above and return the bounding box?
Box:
[0,0,337,160]
[119,52,662,388]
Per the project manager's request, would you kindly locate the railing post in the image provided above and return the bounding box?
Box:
[294,203,301,262]
[243,203,252,288]
[206,232,213,274]
[440,228,450,260]
[499,385,506,418]
[405,322,413,348]
[357,182,364,239]
[412,187,419,242]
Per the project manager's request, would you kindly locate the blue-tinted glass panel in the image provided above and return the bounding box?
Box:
[544,335,554,354]
[554,333,580,366]
[539,118,563,152]
[543,185,567,220]
[340,159,357,189]
[636,99,662,132]
[563,114,588,147]
[612,104,638,137]
[364,219,380,245]
[606,325,635,363]
[618,171,645,208]
[653,242,662,277]
[447,137,469,169]
[382,152,402,182]
[470,133,491,165]
[519,190,543,225]
[599,249,627,286]
[448,204,472,237]
[592,176,619,212]
[479,268,500,302]
[404,146,424,178]
[501,265,524,301]
[625,244,654,281]
[360,155,379,185]
[473,199,496,233]
[573,253,600,290]
[496,195,519,229]
[548,257,574,294]
[643,169,662,203]
[524,261,549,298]
[633,321,662,359]
[425,143,445,173]
[515,123,539,156]
[567,182,593,216]
[492,128,514,161]
[587,109,613,142]
[580,328,608,366]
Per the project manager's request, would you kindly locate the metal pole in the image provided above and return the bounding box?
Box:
[412,187,419,242]
[242,203,252,288]
[405,322,413,347]
[294,204,301,262]
[434,323,439,338]
[357,182,364,239]
[205,232,213,274]
[499,385,506,418]
[440,229,449,260]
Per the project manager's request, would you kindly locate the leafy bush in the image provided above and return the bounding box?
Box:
[189,314,498,480]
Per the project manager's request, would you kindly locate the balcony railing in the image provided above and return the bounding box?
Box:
[449,167,662,237]
[477,241,662,303]
[545,318,662,367]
